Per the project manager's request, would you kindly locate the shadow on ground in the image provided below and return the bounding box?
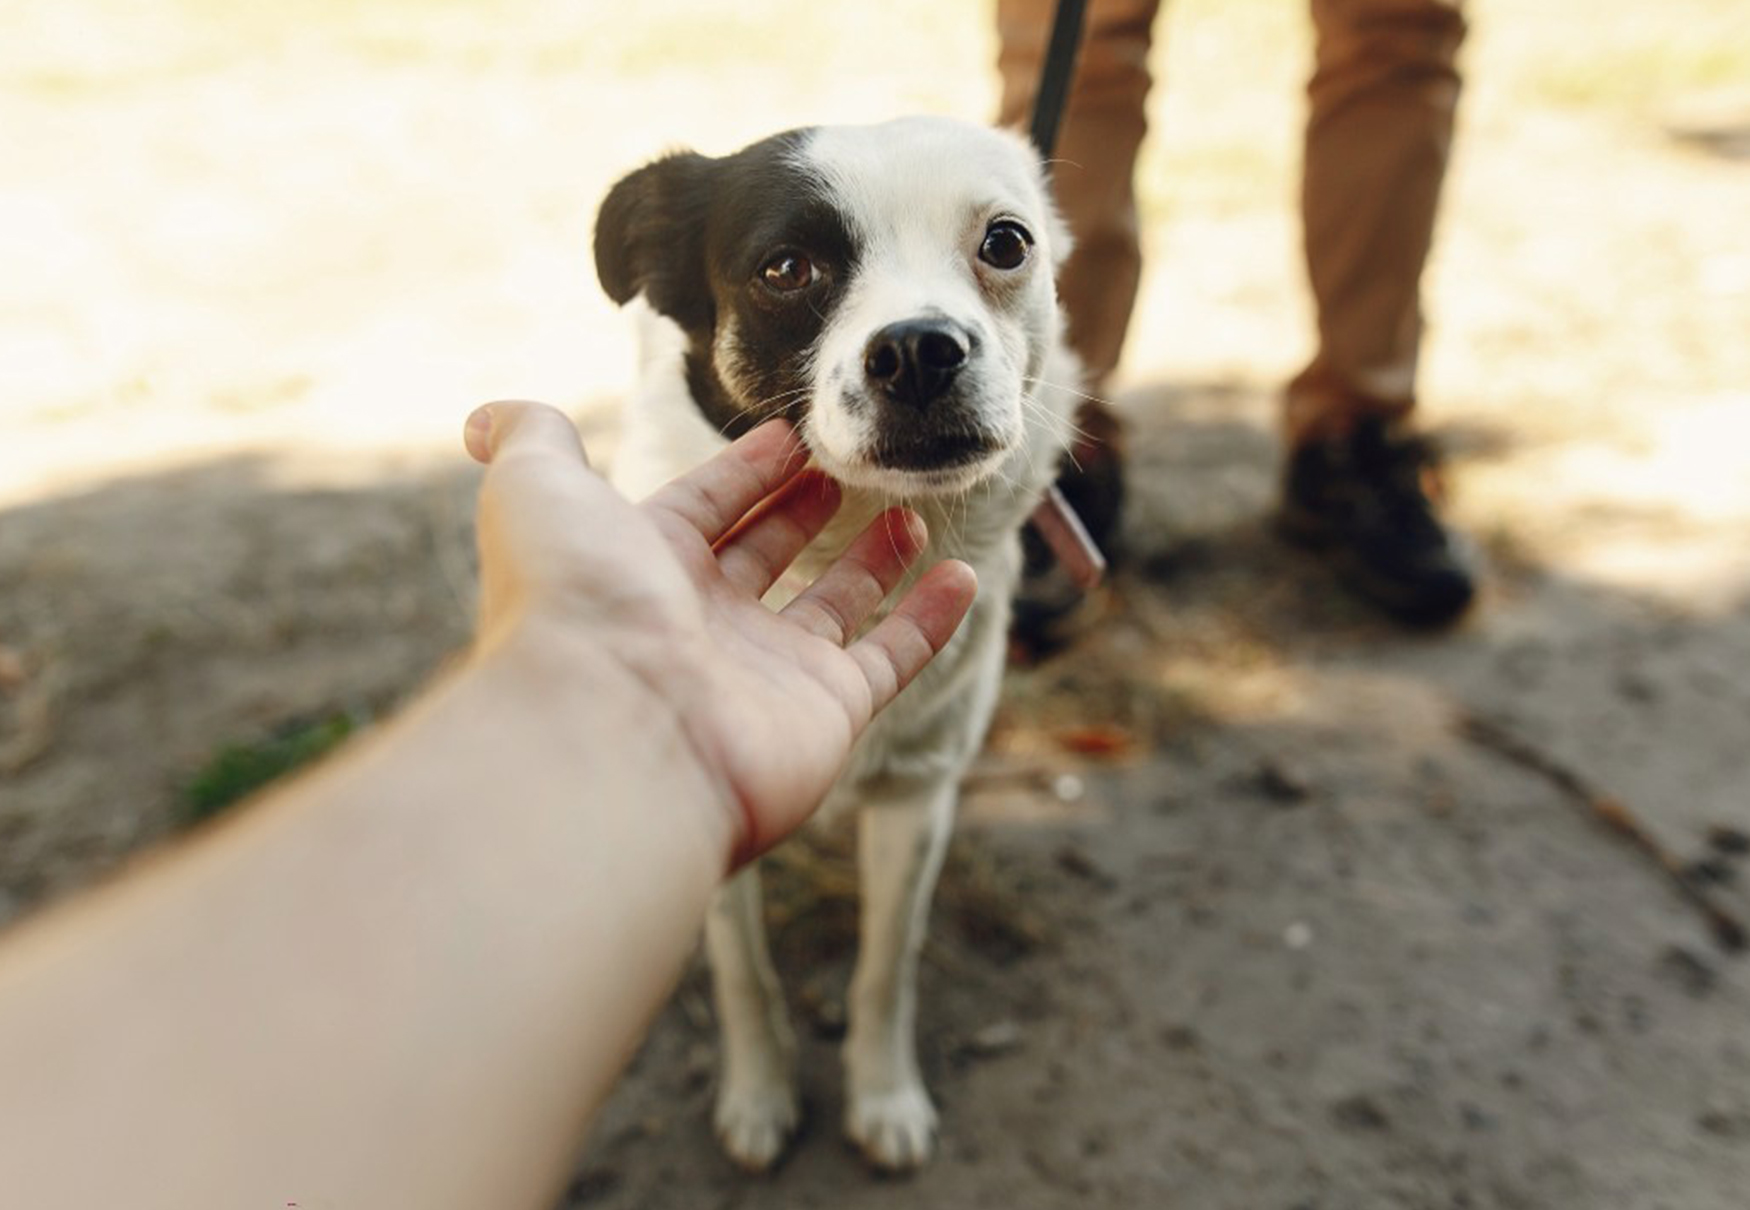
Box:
[2,382,1747,1209]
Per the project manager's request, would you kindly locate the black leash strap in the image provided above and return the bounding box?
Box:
[1028,0,1088,160]
[1020,0,1107,593]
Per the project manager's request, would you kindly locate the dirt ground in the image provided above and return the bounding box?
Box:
[4,1,1750,1206]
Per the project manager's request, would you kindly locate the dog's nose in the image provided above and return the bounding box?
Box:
[863,319,969,409]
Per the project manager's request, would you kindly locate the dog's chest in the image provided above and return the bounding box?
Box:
[771,484,1026,617]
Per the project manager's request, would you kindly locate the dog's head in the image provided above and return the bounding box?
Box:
[595,116,1069,496]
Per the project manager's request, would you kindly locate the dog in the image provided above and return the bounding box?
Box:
[593,116,1080,1172]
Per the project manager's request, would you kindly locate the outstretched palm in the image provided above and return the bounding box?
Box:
[466,403,976,864]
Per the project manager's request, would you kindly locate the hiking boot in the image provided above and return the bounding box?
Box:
[1012,399,1124,652]
[1278,415,1477,627]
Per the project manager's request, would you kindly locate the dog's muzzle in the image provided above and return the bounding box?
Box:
[863,318,970,410]
[859,317,1004,474]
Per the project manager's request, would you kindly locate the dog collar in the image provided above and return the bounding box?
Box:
[1029,484,1106,591]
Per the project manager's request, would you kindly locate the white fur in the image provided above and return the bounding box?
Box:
[606,116,1080,1172]
[795,119,1070,498]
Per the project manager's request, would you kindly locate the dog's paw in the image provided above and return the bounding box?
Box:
[714,1082,800,1173]
[845,1084,938,1172]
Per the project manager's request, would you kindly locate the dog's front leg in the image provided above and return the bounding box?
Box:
[705,866,798,1172]
[843,778,955,1171]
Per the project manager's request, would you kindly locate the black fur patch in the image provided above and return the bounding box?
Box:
[593,129,861,439]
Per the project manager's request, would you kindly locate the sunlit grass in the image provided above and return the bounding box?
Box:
[1492,0,1750,113]
[1532,37,1750,112]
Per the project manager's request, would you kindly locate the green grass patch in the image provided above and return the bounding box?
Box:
[182,712,359,825]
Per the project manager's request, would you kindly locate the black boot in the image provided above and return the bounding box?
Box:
[1278,416,1477,627]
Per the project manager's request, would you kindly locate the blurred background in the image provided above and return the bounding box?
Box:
[3,0,1749,1205]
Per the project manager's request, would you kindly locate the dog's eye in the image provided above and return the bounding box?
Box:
[979,220,1033,271]
[760,252,817,293]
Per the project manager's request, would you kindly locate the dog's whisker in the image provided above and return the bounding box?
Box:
[884,498,908,568]
[720,385,817,439]
[1016,391,1093,449]
[1021,374,1115,410]
[1014,439,1042,493]
[1019,373,1110,406]
[1019,398,1096,450]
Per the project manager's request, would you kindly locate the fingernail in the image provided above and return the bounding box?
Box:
[463,405,494,462]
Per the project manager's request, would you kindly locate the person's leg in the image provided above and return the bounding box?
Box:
[1290,0,1466,441]
[1281,0,1477,625]
[997,0,1162,387]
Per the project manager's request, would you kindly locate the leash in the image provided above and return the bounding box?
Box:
[1022,0,1107,593]
[1028,0,1088,160]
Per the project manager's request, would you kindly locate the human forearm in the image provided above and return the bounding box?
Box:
[0,402,977,1208]
[0,624,729,1210]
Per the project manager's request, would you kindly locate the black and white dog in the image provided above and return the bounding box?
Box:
[594,116,1080,1172]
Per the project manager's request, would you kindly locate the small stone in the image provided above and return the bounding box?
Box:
[1683,856,1737,886]
[1707,825,1750,856]
[1254,759,1311,804]
[565,1165,621,1203]
[1329,1093,1391,1131]
[1658,945,1718,998]
[966,1019,1024,1058]
[1698,1109,1750,1139]
[1159,1024,1200,1052]
[1053,773,1085,802]
[1055,844,1100,881]
[0,646,24,692]
[1460,1103,1496,1131]
[1054,843,1115,889]
[1284,921,1314,950]
[1615,671,1658,703]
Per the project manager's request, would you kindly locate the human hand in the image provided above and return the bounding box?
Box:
[463,401,977,866]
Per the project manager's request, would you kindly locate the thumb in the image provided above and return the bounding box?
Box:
[464,400,591,467]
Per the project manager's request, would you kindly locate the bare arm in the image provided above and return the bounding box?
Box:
[0,402,976,1210]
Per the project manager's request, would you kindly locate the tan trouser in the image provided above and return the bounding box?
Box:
[997,0,1467,442]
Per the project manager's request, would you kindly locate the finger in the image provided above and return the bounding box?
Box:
[643,419,810,544]
[464,400,589,468]
[714,471,843,597]
[846,560,978,716]
[778,508,929,644]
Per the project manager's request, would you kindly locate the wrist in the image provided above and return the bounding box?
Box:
[468,614,742,872]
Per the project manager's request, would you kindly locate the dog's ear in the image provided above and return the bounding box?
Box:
[593,151,714,331]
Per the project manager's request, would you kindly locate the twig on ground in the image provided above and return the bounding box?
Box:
[1455,709,1746,953]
